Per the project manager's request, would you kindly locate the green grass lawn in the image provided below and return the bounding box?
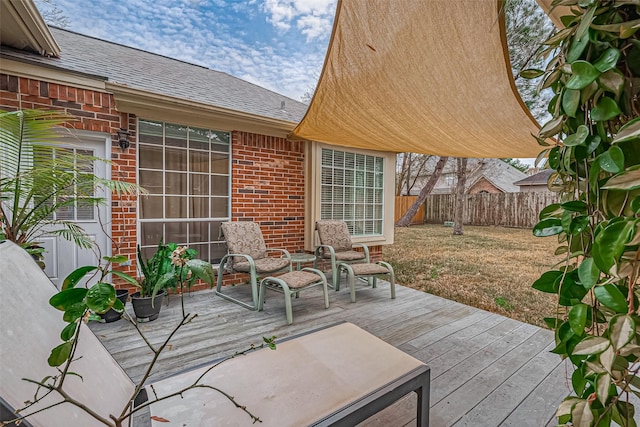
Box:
[384,224,562,328]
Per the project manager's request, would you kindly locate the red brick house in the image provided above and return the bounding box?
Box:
[0,1,395,289]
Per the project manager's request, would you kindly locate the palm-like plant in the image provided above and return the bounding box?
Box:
[0,109,141,263]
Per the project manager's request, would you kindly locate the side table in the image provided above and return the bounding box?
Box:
[289,252,317,271]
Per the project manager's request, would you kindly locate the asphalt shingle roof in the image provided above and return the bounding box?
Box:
[1,27,309,123]
[513,169,554,186]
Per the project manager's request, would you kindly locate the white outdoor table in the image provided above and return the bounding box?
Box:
[146,322,430,426]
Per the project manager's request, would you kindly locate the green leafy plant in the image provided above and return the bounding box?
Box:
[136,240,178,298]
[136,241,215,299]
[522,1,640,425]
[0,109,141,265]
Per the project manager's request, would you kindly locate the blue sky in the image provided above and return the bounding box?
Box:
[39,0,337,101]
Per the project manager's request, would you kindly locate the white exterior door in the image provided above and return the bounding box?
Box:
[42,131,111,288]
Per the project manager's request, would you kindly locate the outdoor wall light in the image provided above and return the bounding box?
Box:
[117,128,131,151]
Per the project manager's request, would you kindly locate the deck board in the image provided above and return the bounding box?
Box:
[90,279,569,427]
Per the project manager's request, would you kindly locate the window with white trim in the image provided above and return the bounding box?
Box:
[320,148,384,237]
[137,119,230,263]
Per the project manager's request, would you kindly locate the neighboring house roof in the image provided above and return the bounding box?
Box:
[1,27,308,124]
[407,158,527,195]
[466,159,527,193]
[513,169,554,187]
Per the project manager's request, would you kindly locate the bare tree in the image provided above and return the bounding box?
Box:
[34,0,70,28]
[452,158,468,235]
[395,153,432,196]
[505,0,555,121]
[396,156,448,227]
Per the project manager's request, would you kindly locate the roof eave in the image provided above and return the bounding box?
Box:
[107,82,298,138]
[1,0,60,57]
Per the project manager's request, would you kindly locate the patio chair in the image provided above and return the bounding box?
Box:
[0,240,428,426]
[314,220,370,289]
[215,221,292,310]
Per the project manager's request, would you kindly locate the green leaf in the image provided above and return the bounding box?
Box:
[111,270,138,286]
[562,89,581,118]
[620,18,640,39]
[543,317,559,328]
[566,61,600,90]
[612,117,640,144]
[578,258,599,289]
[598,146,625,173]
[186,259,216,286]
[598,69,625,97]
[563,125,589,146]
[63,302,88,323]
[520,69,545,79]
[60,322,78,341]
[593,220,634,274]
[593,48,621,72]
[602,168,640,190]
[86,283,116,314]
[561,200,587,212]
[533,218,564,237]
[62,266,98,290]
[594,284,628,313]
[591,97,621,122]
[103,254,128,263]
[570,215,590,235]
[572,367,588,395]
[609,315,635,351]
[596,373,611,406]
[539,116,564,139]
[49,288,88,311]
[569,304,588,335]
[614,401,637,427]
[539,203,562,220]
[48,342,73,367]
[111,298,124,312]
[558,272,588,307]
[532,270,563,294]
[573,336,610,355]
[571,399,594,427]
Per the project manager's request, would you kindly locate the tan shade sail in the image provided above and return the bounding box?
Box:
[291,0,546,158]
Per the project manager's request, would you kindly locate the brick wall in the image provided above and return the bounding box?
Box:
[0,74,138,283]
[467,177,501,194]
[1,73,381,294]
[212,131,306,288]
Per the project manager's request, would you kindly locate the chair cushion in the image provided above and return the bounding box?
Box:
[234,257,290,274]
[268,271,324,289]
[222,222,267,264]
[316,220,353,252]
[324,250,366,262]
[348,263,391,275]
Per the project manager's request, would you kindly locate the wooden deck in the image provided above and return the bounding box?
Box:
[91,279,570,427]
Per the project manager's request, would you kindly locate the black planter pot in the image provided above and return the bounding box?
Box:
[100,289,129,323]
[130,290,165,322]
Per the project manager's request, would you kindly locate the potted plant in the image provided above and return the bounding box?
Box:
[61,254,138,323]
[131,241,215,322]
[130,241,174,322]
[0,109,142,267]
[522,1,639,425]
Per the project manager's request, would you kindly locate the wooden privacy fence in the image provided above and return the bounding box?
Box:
[394,196,425,224]
[413,192,560,228]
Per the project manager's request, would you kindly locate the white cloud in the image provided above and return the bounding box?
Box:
[48,0,329,100]
[261,0,336,41]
